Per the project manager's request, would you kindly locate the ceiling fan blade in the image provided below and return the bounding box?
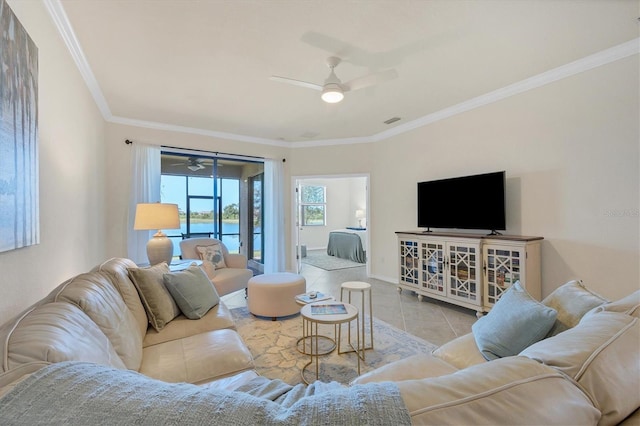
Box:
[270,76,323,91]
[343,68,398,92]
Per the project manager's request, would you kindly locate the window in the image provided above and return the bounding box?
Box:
[301,185,326,226]
[160,152,264,261]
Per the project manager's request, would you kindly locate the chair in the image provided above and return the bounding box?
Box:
[179,238,253,297]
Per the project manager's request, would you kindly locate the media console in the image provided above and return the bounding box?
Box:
[396,231,543,317]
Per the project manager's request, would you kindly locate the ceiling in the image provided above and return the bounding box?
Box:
[55,0,638,145]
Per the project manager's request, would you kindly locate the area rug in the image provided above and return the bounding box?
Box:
[301,250,365,271]
[232,306,437,385]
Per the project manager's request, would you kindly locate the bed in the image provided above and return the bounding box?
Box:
[327,228,367,263]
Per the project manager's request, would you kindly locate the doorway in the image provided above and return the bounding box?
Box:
[291,174,370,275]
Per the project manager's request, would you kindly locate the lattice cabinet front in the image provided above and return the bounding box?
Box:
[399,238,420,288]
[447,242,481,305]
[420,241,446,296]
[397,232,542,316]
[484,245,523,307]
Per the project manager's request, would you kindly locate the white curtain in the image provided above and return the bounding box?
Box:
[127,143,161,264]
[263,158,285,273]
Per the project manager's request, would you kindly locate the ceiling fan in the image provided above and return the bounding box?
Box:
[270,56,398,103]
[170,157,213,171]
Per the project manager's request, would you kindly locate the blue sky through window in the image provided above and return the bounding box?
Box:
[161,175,239,213]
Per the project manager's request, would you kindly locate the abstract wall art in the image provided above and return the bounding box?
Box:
[0,0,39,252]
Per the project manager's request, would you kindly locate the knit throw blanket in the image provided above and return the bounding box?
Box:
[0,362,410,425]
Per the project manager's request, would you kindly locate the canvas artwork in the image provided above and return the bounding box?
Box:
[0,0,39,253]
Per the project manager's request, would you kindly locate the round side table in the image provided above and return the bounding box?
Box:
[295,296,336,356]
[300,302,360,384]
[340,281,374,361]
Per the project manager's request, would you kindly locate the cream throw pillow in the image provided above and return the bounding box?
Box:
[196,244,227,269]
[128,263,181,331]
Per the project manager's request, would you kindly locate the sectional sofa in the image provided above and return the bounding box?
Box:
[0,257,638,425]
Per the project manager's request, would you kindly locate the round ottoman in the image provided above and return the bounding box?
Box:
[247,273,307,320]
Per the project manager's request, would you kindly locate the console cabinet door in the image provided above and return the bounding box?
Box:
[447,242,481,306]
[420,240,446,297]
[399,238,420,288]
[483,244,525,308]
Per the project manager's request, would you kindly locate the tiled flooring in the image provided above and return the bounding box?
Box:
[223,262,478,347]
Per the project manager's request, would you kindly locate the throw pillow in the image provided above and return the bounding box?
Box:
[196,244,227,269]
[200,259,217,280]
[128,263,181,331]
[163,265,220,320]
[472,281,557,361]
[541,279,608,336]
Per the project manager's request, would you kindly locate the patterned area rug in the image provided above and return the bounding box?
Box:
[301,250,365,271]
[232,306,437,385]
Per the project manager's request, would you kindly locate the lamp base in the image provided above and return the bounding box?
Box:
[146,232,174,266]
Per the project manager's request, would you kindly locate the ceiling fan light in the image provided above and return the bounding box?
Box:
[321,84,344,103]
[187,164,201,171]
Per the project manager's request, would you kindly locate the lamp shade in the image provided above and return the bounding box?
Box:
[134,203,180,266]
[355,209,366,220]
[134,203,180,231]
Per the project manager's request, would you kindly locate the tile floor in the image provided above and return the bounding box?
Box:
[223,262,478,347]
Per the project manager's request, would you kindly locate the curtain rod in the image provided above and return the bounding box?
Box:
[124,139,285,162]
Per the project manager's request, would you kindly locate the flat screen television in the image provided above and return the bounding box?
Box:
[417,171,506,233]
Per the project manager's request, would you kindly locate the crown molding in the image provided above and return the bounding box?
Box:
[45,0,638,149]
[372,37,640,143]
[109,116,291,148]
[43,0,112,120]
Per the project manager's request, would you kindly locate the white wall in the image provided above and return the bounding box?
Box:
[297,177,366,250]
[290,56,639,300]
[0,1,107,324]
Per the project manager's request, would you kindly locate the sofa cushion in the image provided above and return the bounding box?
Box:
[542,279,608,336]
[2,302,126,371]
[432,333,487,370]
[396,356,600,425]
[142,300,236,347]
[53,271,144,370]
[352,353,458,385]
[163,265,220,319]
[197,244,227,269]
[93,258,149,338]
[520,311,639,426]
[128,263,181,331]
[139,329,254,384]
[472,281,557,360]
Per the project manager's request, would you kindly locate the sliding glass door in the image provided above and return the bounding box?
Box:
[161,152,263,261]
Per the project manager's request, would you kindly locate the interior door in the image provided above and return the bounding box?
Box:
[295,181,302,273]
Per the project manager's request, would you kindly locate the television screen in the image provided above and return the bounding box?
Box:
[417,171,506,232]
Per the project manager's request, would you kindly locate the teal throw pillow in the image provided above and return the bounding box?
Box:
[472,281,557,361]
[163,265,220,319]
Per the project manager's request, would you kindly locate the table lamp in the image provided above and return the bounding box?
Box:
[355,209,366,228]
[134,203,180,265]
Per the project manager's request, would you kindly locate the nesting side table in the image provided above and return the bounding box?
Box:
[300,302,360,384]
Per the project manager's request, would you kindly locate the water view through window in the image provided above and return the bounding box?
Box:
[160,154,264,262]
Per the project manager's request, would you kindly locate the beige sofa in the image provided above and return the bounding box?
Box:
[353,282,640,425]
[179,237,253,297]
[0,258,257,391]
[0,260,638,425]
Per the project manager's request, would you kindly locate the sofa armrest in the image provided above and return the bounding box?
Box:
[224,253,248,269]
